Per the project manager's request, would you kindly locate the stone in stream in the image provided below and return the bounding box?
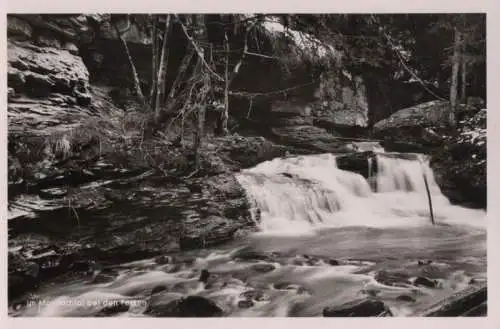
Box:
[97,302,130,316]
[414,276,438,288]
[323,299,392,317]
[396,294,416,302]
[237,299,254,309]
[335,151,378,179]
[232,249,274,262]
[199,269,211,283]
[144,295,223,317]
[241,290,270,302]
[273,282,302,291]
[251,263,276,273]
[327,259,340,266]
[375,270,412,287]
[151,285,168,295]
[154,255,172,265]
[91,271,117,284]
[418,260,433,266]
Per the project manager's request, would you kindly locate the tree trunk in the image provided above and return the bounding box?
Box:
[449,28,461,127]
[222,32,230,135]
[154,14,172,123]
[192,14,209,171]
[113,24,146,106]
[149,15,158,107]
[164,47,196,112]
[460,54,467,104]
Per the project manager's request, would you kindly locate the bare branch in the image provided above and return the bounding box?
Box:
[174,14,225,82]
[229,82,316,98]
[369,15,446,101]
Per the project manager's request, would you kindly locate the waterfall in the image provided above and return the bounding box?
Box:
[236,153,485,234]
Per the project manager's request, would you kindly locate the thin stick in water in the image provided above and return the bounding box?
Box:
[422,168,435,225]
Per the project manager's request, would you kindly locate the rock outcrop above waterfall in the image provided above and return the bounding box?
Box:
[430,109,486,208]
[373,100,486,208]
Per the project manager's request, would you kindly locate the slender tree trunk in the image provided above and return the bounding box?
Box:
[193,14,209,171]
[154,14,172,123]
[449,28,461,127]
[460,55,467,104]
[149,16,158,107]
[113,24,146,106]
[222,32,230,135]
[164,47,196,112]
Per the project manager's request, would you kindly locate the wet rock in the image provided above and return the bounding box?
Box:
[233,249,273,262]
[144,295,223,317]
[396,295,416,302]
[154,255,171,265]
[199,269,211,283]
[375,270,411,287]
[241,290,270,302]
[418,260,433,266]
[97,301,130,316]
[162,264,182,273]
[251,263,276,273]
[151,285,168,295]
[273,282,301,290]
[238,300,254,308]
[336,151,377,179]
[414,276,438,288]
[91,269,118,284]
[327,259,340,266]
[323,298,391,317]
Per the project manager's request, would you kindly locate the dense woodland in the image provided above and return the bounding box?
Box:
[102,14,486,165]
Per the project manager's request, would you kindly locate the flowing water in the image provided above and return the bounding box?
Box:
[11,152,486,317]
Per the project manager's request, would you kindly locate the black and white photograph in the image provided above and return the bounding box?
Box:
[6,11,488,318]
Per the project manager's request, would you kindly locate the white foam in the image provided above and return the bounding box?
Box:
[236,153,485,235]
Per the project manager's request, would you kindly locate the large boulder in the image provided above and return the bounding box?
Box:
[373,100,451,132]
[179,173,255,251]
[270,125,351,153]
[314,73,369,128]
[7,41,90,100]
[205,135,288,170]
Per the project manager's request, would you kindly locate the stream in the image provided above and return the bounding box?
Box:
[10,151,486,317]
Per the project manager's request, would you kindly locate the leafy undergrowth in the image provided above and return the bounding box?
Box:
[430,109,486,208]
